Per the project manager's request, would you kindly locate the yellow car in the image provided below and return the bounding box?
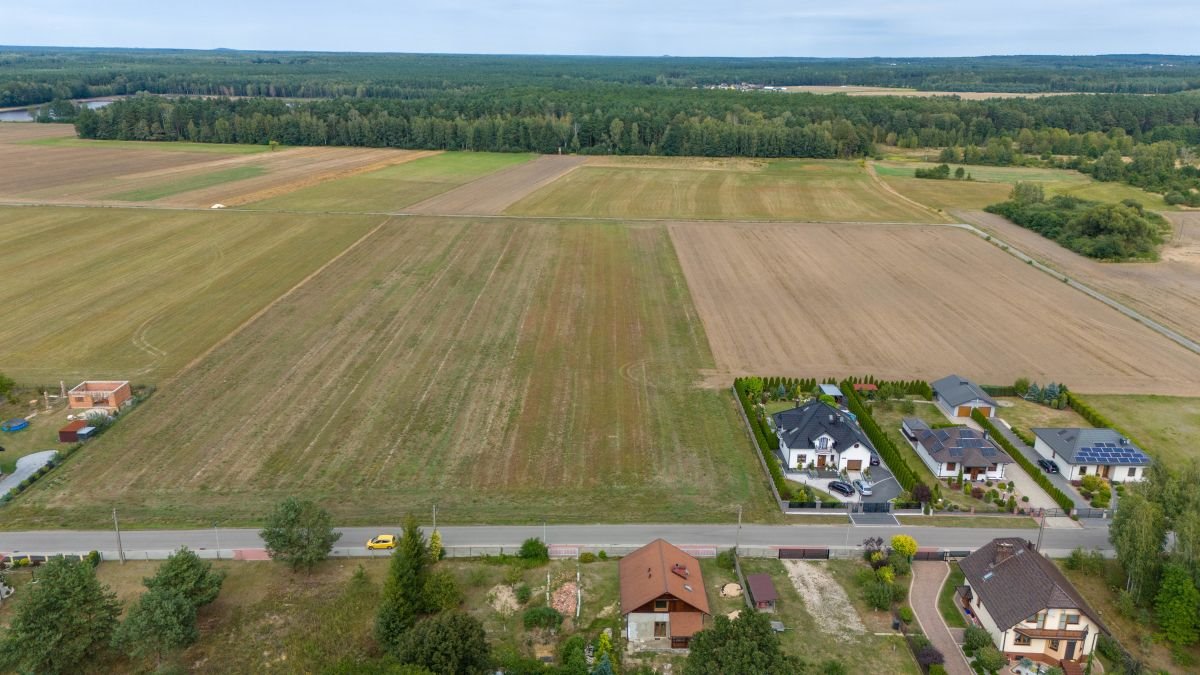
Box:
[366,534,398,550]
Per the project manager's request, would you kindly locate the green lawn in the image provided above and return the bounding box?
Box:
[993,397,1092,441]
[0,400,64,475]
[938,563,967,628]
[1078,394,1200,469]
[107,165,267,201]
[874,162,1090,184]
[896,516,1036,529]
[25,136,275,154]
[251,151,533,211]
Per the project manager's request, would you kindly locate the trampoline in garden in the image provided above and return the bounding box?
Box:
[1,418,29,432]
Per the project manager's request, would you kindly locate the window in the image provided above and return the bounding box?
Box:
[1013,634,1032,646]
[654,621,667,637]
[654,600,668,612]
[1049,639,1061,651]
[1128,467,1138,478]
[1066,614,1080,625]
[945,462,956,472]
[1025,615,1038,624]
[796,455,806,468]
[817,437,829,450]
[1079,466,1088,476]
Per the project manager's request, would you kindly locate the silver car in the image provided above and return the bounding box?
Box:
[853,479,873,496]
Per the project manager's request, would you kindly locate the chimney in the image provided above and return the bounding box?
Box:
[994,542,1015,565]
[828,414,835,423]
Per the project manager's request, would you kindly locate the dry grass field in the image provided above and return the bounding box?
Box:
[0,124,432,207]
[249,151,533,212]
[506,157,939,222]
[407,154,586,215]
[669,222,1200,395]
[957,210,1200,345]
[784,85,1076,100]
[0,206,383,383]
[1,217,773,528]
[1079,394,1200,468]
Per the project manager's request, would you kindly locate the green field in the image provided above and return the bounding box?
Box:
[0,206,383,383]
[1079,394,1200,468]
[250,151,533,211]
[106,165,267,201]
[0,217,774,529]
[24,136,275,154]
[877,160,1176,211]
[507,158,939,222]
[0,400,62,475]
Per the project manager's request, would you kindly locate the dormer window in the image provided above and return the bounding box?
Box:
[817,438,829,450]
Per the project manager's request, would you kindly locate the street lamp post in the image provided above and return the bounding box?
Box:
[736,504,743,552]
[214,523,221,561]
[112,508,125,564]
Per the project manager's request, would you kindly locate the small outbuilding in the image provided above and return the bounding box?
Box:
[745,574,778,613]
[59,419,88,443]
[818,383,845,404]
[77,426,97,441]
[932,374,996,418]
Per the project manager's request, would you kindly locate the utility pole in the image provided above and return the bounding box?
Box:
[736,504,742,552]
[543,520,547,544]
[1035,508,1047,553]
[432,504,437,532]
[214,522,221,561]
[113,508,125,564]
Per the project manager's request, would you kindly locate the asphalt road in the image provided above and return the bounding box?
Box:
[1,522,1112,559]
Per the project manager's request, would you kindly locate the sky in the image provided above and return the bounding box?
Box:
[2,0,1198,57]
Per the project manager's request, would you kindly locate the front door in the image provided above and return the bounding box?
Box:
[1065,640,1077,660]
[1101,465,1110,478]
[969,468,981,480]
[817,455,827,468]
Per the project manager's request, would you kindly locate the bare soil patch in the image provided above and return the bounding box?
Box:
[781,560,866,639]
[670,221,1200,395]
[409,155,585,215]
[956,210,1200,346]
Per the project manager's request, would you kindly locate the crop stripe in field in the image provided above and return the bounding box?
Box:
[168,217,392,383]
[380,224,521,473]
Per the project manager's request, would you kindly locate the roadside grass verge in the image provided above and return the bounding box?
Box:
[937,563,967,628]
[107,166,267,201]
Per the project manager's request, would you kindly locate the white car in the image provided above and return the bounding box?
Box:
[853,479,873,496]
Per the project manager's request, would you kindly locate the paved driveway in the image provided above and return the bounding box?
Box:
[991,419,1082,509]
[0,450,57,496]
[910,561,972,675]
[860,462,901,504]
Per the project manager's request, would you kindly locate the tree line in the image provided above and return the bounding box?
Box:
[6,49,1200,108]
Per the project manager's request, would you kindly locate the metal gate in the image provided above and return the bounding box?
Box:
[778,547,830,560]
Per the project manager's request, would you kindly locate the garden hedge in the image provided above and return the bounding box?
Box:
[842,381,917,492]
[971,409,1074,511]
[733,378,791,500]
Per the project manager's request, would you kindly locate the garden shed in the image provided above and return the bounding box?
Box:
[745,574,778,613]
[59,419,88,443]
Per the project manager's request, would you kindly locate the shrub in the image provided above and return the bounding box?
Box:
[1021,495,1029,502]
[522,606,563,630]
[916,645,945,668]
[515,584,532,605]
[975,646,1005,672]
[598,550,608,560]
[518,538,549,564]
[972,410,1073,510]
[964,625,993,652]
[465,567,490,588]
[84,550,101,568]
[888,551,911,577]
[929,666,947,675]
[865,581,895,610]
[578,552,596,563]
[715,548,736,570]
[898,606,914,624]
[971,487,985,499]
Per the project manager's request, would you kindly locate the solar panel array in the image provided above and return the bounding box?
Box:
[1074,441,1149,465]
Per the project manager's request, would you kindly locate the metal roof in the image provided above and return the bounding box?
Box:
[931,374,997,408]
[1032,428,1150,466]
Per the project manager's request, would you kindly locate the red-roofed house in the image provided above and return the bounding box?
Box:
[619,539,711,649]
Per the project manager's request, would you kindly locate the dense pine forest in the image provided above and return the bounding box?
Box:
[4,48,1200,108]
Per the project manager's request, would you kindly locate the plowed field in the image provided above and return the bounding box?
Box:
[3,218,773,528]
[670,222,1200,395]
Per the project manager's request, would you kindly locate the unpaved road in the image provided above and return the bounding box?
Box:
[407,155,585,215]
[670,221,1200,395]
[955,209,1200,348]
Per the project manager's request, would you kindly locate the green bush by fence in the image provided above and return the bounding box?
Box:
[733,378,791,501]
[842,382,918,492]
[971,409,1074,511]
[980,384,1018,397]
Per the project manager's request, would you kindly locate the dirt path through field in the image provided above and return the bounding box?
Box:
[954,209,1200,346]
[407,155,585,215]
[670,221,1200,395]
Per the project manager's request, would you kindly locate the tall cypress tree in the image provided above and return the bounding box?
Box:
[376,515,430,652]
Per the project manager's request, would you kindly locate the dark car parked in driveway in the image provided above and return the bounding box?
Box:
[870,454,880,466]
[828,481,855,497]
[1037,458,1060,474]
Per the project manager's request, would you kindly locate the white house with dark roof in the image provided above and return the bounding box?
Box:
[958,538,1108,672]
[1031,428,1150,483]
[903,417,1012,481]
[771,400,874,472]
[932,374,997,418]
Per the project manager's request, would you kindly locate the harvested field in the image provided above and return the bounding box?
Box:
[0,206,383,383]
[249,151,533,212]
[669,222,1200,395]
[409,155,585,215]
[507,158,939,222]
[956,210,1200,346]
[784,85,1075,99]
[2,218,773,528]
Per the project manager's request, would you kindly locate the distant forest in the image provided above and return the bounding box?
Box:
[4,48,1200,108]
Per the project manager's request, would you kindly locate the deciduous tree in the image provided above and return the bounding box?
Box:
[685,611,803,675]
[395,612,490,675]
[1155,563,1200,646]
[260,497,342,573]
